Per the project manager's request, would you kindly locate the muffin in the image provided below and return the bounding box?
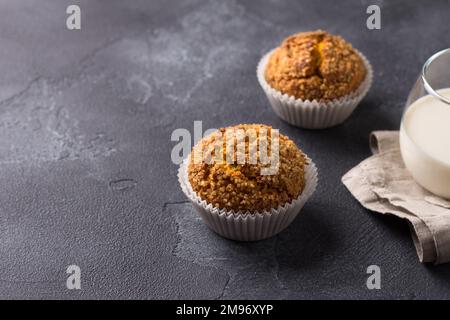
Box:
[178,124,318,241]
[257,30,372,129]
[265,30,366,101]
[188,124,307,211]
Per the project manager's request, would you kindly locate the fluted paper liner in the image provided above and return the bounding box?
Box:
[257,48,373,129]
[178,156,318,241]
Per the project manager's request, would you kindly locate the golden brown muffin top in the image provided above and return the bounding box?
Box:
[188,124,307,212]
[264,30,366,101]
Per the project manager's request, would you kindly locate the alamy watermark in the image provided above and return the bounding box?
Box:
[65,4,379,31]
[171,121,280,175]
[366,265,381,290]
[366,4,381,30]
[66,264,81,290]
[66,5,81,30]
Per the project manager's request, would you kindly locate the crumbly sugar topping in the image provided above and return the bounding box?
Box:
[188,124,307,212]
[264,30,366,101]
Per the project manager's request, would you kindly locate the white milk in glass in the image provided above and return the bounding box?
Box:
[400,88,450,199]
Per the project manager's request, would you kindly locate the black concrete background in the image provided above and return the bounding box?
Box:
[0,0,449,299]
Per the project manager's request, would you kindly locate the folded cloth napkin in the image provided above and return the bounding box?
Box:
[342,131,450,265]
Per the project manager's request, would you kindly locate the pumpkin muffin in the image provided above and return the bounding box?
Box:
[187,124,307,212]
[264,30,367,101]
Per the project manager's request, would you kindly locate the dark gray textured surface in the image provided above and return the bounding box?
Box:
[0,0,449,299]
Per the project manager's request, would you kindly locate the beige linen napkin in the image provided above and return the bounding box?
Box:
[342,131,450,264]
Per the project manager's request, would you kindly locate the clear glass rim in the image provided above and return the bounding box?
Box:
[421,48,450,105]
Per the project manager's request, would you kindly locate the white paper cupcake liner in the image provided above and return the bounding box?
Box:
[178,156,318,241]
[257,48,373,129]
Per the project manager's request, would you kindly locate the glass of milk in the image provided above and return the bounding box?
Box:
[400,48,450,199]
